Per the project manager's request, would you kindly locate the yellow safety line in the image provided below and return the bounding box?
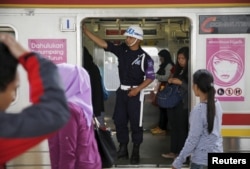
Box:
[222,129,250,137]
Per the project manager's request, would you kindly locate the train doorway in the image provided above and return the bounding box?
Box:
[82,17,191,168]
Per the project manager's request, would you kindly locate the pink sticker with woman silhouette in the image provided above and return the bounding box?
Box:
[206,38,245,101]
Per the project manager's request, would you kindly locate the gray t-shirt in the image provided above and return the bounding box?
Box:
[155,63,173,82]
[172,100,223,168]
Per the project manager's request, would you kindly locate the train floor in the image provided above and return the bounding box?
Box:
[108,129,250,168]
[104,92,250,168]
[110,131,187,168]
[6,92,250,169]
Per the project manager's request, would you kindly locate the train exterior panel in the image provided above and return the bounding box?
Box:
[0,0,250,168]
[1,0,250,7]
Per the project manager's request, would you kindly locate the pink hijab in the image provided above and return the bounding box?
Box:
[57,63,93,126]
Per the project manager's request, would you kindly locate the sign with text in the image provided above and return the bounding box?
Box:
[206,38,245,101]
[199,15,250,34]
[28,39,67,64]
[208,153,250,169]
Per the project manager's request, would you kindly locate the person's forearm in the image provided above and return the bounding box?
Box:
[0,33,28,58]
[83,27,107,49]
[138,78,154,91]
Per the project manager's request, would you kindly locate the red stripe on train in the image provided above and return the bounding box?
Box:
[1,0,250,5]
[222,113,250,125]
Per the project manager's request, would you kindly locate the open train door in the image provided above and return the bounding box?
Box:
[82,17,191,168]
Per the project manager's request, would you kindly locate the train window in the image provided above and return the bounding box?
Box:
[0,26,15,35]
[0,26,18,106]
[103,51,119,91]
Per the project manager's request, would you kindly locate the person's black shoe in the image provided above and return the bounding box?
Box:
[117,143,128,159]
[130,144,140,164]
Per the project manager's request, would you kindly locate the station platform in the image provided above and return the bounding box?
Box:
[7,92,250,169]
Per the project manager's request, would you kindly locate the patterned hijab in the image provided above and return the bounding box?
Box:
[57,63,93,126]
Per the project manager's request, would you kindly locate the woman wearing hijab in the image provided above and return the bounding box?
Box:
[83,47,106,127]
[48,63,102,169]
[151,49,175,135]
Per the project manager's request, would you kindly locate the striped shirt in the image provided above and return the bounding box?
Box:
[172,100,223,169]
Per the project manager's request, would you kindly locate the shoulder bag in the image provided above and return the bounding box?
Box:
[156,84,184,108]
[94,118,117,168]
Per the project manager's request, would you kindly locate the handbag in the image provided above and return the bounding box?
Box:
[156,84,184,108]
[94,118,117,168]
[151,81,167,106]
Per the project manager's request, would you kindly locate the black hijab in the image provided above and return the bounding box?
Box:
[156,49,174,75]
[83,47,104,116]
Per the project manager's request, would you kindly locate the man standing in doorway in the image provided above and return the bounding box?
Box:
[83,24,155,164]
